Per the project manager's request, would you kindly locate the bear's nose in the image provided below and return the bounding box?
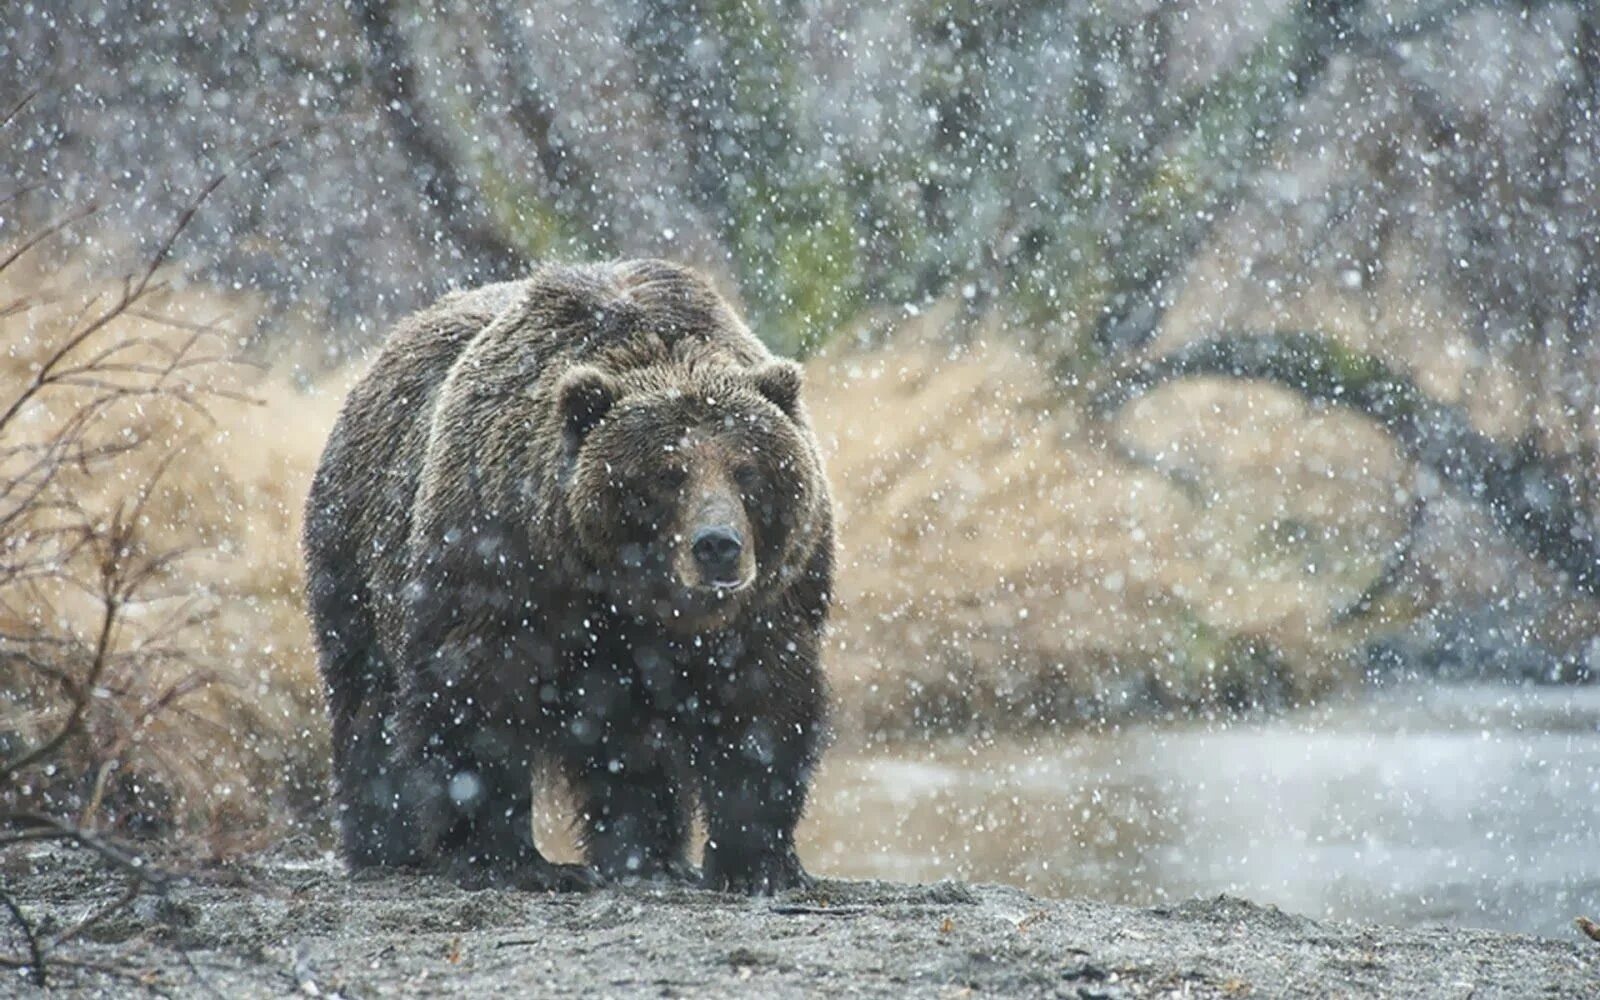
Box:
[691,526,743,582]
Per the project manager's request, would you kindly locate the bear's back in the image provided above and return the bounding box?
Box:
[307,261,772,667]
[305,279,527,644]
[438,261,770,401]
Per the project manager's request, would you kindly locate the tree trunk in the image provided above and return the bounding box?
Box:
[352,0,526,281]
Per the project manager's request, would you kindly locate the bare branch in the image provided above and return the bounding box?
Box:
[0,812,168,887]
[1094,332,1600,598]
[0,202,100,276]
[48,879,141,950]
[0,887,45,987]
[0,89,37,131]
[0,181,46,209]
[0,577,119,785]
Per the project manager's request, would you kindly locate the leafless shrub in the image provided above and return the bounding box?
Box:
[0,99,270,985]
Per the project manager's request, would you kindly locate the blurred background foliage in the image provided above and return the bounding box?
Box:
[5,1,1589,367]
[2,0,1599,843]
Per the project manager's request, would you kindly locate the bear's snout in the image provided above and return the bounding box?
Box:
[691,525,744,586]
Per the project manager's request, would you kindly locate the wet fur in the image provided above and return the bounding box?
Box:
[303,261,832,893]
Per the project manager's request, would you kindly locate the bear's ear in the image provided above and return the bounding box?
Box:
[556,366,617,448]
[751,359,803,418]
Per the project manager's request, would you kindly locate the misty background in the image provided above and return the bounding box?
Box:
[3,0,1598,937]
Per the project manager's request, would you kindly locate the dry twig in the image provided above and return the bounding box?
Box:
[0,110,288,989]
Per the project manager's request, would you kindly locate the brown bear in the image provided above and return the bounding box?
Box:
[302,260,833,893]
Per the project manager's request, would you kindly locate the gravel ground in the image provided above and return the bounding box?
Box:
[2,847,1596,998]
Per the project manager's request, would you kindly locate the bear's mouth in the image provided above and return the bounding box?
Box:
[671,576,754,619]
[687,577,753,597]
[648,578,752,634]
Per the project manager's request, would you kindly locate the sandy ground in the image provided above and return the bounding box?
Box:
[2,845,1596,998]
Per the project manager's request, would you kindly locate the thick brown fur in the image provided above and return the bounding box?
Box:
[303,261,833,893]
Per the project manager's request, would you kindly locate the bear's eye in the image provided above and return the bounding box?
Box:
[657,466,688,492]
[733,462,759,492]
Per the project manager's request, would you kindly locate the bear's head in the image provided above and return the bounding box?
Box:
[555,359,824,632]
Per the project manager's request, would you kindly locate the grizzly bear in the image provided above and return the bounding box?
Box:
[303,260,832,894]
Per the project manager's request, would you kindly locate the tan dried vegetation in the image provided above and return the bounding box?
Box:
[2,271,1411,841]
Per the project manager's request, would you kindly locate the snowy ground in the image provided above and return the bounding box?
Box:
[3,847,1594,998]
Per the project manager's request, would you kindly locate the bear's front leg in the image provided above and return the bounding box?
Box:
[396,674,601,892]
[566,749,697,883]
[697,632,825,894]
[394,535,602,893]
[555,659,697,883]
[699,729,814,894]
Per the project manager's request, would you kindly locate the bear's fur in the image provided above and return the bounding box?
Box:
[303,261,832,893]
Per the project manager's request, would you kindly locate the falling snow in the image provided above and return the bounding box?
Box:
[2,1,1599,994]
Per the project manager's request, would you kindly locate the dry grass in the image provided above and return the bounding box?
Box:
[813,311,1411,739]
[0,255,346,847]
[1,271,1419,840]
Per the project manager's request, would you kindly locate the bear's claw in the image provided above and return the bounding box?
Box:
[520,861,606,893]
[701,847,812,895]
[449,857,604,893]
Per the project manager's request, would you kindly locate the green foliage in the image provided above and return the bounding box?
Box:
[389,0,1386,362]
[1157,608,1296,714]
[731,181,862,356]
[668,0,868,355]
[475,156,582,262]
